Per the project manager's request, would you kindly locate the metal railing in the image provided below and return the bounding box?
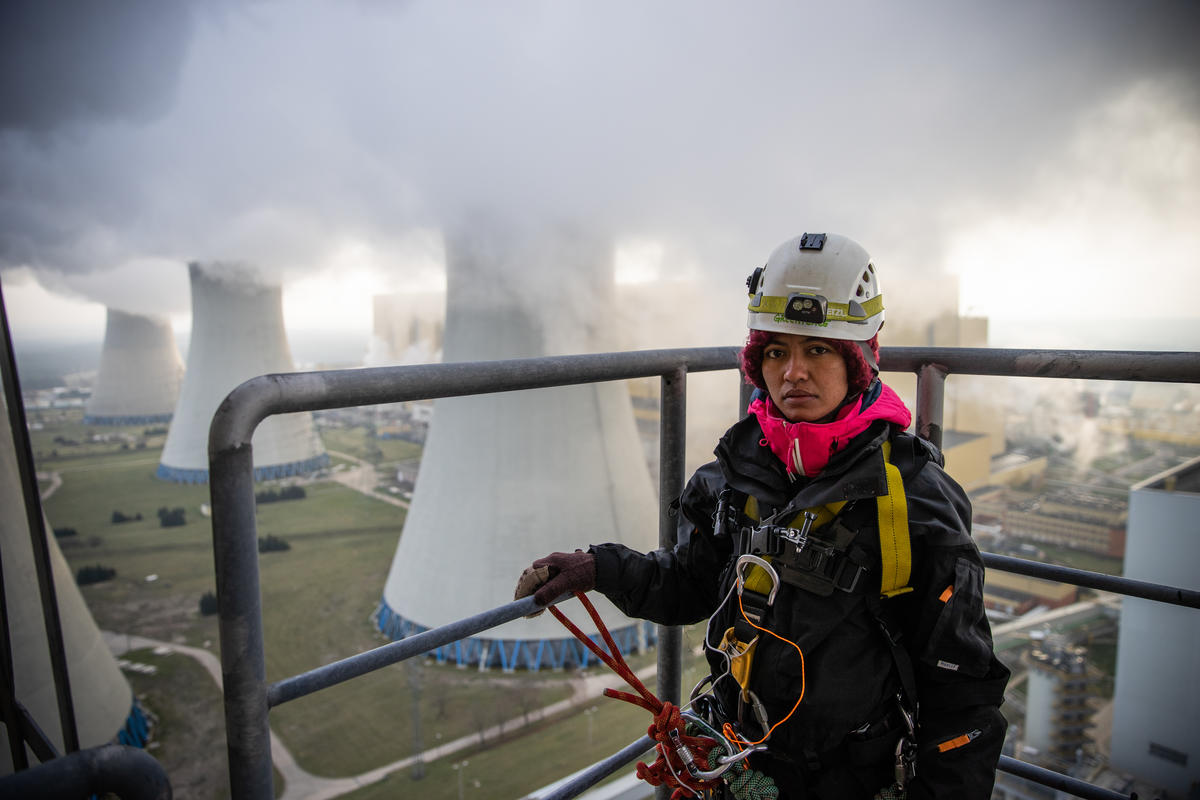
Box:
[207,346,1200,800]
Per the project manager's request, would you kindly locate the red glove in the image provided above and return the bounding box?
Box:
[514,550,596,608]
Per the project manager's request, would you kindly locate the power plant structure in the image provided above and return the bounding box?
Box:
[157,262,328,483]
[1021,632,1100,764]
[378,221,660,670]
[84,308,184,425]
[1,394,146,773]
[1110,457,1200,798]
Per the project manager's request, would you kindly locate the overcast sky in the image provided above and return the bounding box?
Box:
[1,0,1197,350]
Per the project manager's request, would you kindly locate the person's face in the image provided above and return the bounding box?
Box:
[761,333,849,423]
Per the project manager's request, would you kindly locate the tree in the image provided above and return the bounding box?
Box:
[199,591,218,616]
[76,565,116,586]
[257,534,291,553]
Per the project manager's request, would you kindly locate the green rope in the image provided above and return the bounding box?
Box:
[684,720,779,800]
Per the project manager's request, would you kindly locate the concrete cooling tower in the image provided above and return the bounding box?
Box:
[379,222,660,670]
[1,397,146,773]
[158,262,328,483]
[84,308,184,425]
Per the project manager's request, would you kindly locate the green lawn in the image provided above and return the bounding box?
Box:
[320,426,423,465]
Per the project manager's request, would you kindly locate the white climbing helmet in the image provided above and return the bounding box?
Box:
[745,232,884,342]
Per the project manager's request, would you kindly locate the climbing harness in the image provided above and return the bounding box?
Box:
[707,439,922,791]
[547,592,778,799]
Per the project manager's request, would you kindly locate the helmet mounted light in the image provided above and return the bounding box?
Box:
[783,293,827,324]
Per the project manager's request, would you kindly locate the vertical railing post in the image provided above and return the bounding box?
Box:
[656,366,687,800]
[209,442,273,800]
[915,363,949,450]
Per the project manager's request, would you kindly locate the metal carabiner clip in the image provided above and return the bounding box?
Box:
[674,713,769,781]
[734,554,780,605]
[893,694,919,788]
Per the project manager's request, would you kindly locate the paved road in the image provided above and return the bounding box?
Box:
[104,630,653,800]
[325,450,410,509]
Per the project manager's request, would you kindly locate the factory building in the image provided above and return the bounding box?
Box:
[1022,634,1102,763]
[1110,457,1200,798]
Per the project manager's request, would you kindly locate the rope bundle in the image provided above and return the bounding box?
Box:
[548,592,779,800]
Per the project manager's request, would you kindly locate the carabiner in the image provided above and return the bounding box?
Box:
[735,554,780,605]
[673,712,769,781]
[893,693,918,788]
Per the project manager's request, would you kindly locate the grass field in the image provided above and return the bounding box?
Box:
[34,410,691,797]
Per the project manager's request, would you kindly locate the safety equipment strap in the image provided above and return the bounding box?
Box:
[740,440,912,598]
[878,441,913,598]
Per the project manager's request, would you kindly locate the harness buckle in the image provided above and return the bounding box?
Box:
[831,558,865,593]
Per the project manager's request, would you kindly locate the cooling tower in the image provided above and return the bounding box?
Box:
[1,395,146,773]
[84,308,184,425]
[157,262,328,483]
[378,222,660,670]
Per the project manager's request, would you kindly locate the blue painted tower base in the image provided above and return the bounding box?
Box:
[375,597,656,672]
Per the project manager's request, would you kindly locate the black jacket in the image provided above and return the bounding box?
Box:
[591,405,1009,799]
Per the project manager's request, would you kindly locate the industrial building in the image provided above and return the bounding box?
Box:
[157,262,328,483]
[1110,457,1200,798]
[971,485,1127,558]
[1022,633,1102,763]
[84,308,184,425]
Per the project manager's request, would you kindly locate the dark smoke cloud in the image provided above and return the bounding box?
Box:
[0,0,1196,325]
[0,0,195,133]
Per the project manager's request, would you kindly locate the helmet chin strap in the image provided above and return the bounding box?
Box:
[859,340,879,375]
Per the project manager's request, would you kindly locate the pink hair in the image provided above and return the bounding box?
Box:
[740,329,879,397]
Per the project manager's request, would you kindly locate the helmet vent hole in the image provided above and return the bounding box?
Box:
[867,263,875,274]
[856,286,864,297]
[862,271,871,283]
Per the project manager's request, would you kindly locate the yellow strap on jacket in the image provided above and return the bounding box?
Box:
[738,441,912,599]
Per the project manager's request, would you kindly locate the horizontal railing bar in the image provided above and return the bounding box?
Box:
[212,348,740,452]
[998,755,1133,800]
[982,553,1200,609]
[269,595,544,707]
[271,557,1199,709]
[881,347,1200,383]
[538,734,656,800]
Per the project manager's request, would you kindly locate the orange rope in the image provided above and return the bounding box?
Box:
[721,591,807,748]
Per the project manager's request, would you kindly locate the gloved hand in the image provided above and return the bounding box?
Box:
[514,550,596,614]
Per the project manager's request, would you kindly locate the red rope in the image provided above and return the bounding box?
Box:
[548,592,724,799]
